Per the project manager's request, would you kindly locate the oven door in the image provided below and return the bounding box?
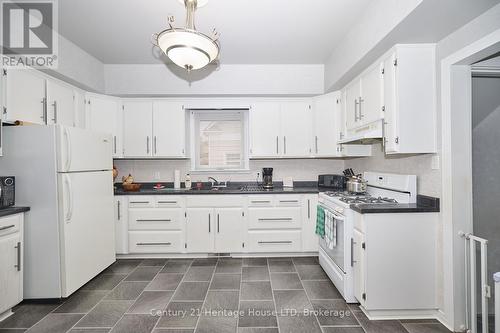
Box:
[319,205,345,273]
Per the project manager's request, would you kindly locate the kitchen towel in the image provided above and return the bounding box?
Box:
[324,210,336,249]
[316,205,325,237]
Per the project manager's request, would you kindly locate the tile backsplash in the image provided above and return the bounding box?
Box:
[114,159,345,183]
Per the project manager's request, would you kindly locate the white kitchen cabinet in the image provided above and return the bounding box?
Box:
[122,100,153,157]
[5,69,46,124]
[281,101,311,157]
[345,80,361,131]
[352,228,365,305]
[249,102,281,158]
[302,195,318,252]
[86,94,123,158]
[0,213,24,317]
[312,93,338,157]
[73,89,86,129]
[46,79,75,127]
[152,101,186,158]
[186,208,214,253]
[214,208,244,253]
[359,62,384,126]
[0,68,4,156]
[114,197,128,255]
[383,45,436,154]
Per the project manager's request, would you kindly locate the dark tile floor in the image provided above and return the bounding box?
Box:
[0,257,452,333]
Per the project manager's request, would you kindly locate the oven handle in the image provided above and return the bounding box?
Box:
[319,204,345,221]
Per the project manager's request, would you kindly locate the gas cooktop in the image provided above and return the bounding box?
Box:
[322,191,398,204]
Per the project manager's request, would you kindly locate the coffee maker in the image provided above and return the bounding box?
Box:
[262,168,274,189]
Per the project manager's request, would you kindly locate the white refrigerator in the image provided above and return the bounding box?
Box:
[0,125,115,299]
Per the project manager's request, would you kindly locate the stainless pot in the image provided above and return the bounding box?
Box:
[346,177,367,193]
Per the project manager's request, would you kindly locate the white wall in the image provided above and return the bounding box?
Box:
[114,159,344,184]
[104,64,324,96]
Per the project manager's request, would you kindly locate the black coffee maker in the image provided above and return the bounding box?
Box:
[262,168,274,189]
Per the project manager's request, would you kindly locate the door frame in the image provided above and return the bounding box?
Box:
[441,28,500,331]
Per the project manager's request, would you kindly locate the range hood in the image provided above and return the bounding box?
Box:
[339,120,383,144]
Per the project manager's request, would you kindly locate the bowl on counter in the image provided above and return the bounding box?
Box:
[122,183,142,192]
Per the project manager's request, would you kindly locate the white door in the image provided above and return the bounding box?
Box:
[383,53,399,153]
[281,101,311,157]
[47,79,75,127]
[0,232,22,313]
[114,197,128,254]
[215,208,243,253]
[87,95,122,157]
[153,101,186,157]
[313,93,338,157]
[345,80,361,130]
[5,69,46,124]
[302,196,318,252]
[360,62,384,125]
[58,171,115,297]
[57,126,113,172]
[249,102,281,158]
[122,101,153,157]
[353,229,366,304]
[186,208,214,253]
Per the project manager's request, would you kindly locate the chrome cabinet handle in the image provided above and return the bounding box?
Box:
[154,136,157,155]
[258,218,293,221]
[279,200,298,203]
[358,97,364,119]
[15,242,21,271]
[113,136,117,154]
[136,219,171,222]
[308,199,310,219]
[158,201,178,204]
[283,136,287,155]
[0,224,15,231]
[217,214,220,233]
[146,136,150,154]
[117,201,121,220]
[315,136,318,154]
[137,242,171,246]
[41,98,47,124]
[276,136,279,154]
[130,201,150,204]
[382,120,387,151]
[351,238,356,267]
[208,214,211,233]
[52,101,57,123]
[354,99,360,121]
[258,241,292,244]
[251,200,271,203]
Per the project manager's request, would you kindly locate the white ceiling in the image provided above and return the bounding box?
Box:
[58,0,372,64]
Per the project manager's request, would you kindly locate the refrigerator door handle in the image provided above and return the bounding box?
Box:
[64,174,74,222]
[64,128,72,171]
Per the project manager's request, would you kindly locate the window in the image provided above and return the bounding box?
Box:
[191,110,249,171]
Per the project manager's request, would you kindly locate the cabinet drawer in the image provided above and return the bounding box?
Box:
[129,209,183,230]
[246,230,301,252]
[276,195,302,207]
[156,196,184,208]
[248,196,274,207]
[128,231,183,253]
[186,195,244,207]
[0,214,21,237]
[128,196,155,208]
[248,207,301,229]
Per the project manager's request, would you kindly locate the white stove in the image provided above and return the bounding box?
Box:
[318,172,417,303]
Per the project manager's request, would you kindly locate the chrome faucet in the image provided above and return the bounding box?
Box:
[208,177,227,188]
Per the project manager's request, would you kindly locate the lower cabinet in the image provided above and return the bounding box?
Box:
[114,197,128,254]
[214,208,244,253]
[246,230,302,252]
[302,194,319,252]
[185,208,214,253]
[0,213,24,316]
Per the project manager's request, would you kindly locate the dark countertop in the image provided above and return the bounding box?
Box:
[114,181,320,196]
[351,195,440,214]
[0,207,30,218]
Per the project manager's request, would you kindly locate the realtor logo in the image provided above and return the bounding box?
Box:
[1,0,58,68]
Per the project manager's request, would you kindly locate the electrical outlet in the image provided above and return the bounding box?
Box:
[154,171,161,180]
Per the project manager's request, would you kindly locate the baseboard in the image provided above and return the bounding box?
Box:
[116,252,319,260]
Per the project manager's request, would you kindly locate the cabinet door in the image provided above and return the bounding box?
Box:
[313,94,338,157]
[281,101,311,157]
[5,69,46,124]
[215,208,243,253]
[115,198,128,254]
[383,53,398,153]
[122,101,153,157]
[249,102,281,158]
[345,80,361,130]
[87,95,122,157]
[360,62,384,125]
[186,208,214,253]
[353,229,366,305]
[0,233,22,313]
[153,101,186,157]
[73,90,86,129]
[47,79,75,127]
[302,195,318,252]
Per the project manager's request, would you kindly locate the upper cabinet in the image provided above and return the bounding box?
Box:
[5,69,46,124]
[122,100,187,158]
[383,45,436,154]
[46,80,75,127]
[341,44,436,155]
[249,100,311,158]
[86,94,123,158]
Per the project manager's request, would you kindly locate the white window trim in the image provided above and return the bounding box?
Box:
[189,109,250,172]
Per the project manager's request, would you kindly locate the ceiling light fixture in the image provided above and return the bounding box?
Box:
[152,0,220,72]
